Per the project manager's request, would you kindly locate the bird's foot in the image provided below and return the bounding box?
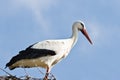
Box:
[43,78,56,80]
[43,74,56,80]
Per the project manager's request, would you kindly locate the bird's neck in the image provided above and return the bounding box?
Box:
[71,26,79,47]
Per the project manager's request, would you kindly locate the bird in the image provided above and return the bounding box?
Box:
[6,21,92,80]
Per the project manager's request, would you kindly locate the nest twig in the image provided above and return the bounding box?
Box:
[0,68,56,80]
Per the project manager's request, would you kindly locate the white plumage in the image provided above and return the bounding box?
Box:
[31,39,74,66]
[6,21,92,80]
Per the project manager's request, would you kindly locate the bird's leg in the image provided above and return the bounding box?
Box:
[44,66,50,80]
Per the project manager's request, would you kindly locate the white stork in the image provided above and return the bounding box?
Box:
[6,21,92,80]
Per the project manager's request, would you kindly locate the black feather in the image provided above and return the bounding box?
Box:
[6,45,56,69]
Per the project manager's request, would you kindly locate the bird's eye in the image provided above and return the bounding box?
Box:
[80,23,84,28]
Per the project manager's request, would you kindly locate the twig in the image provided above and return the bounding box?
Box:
[0,67,13,76]
[0,67,56,80]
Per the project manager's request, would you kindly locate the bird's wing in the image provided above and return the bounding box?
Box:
[6,39,72,69]
[31,39,71,53]
[17,40,63,59]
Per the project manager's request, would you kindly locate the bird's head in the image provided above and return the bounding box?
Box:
[73,21,93,44]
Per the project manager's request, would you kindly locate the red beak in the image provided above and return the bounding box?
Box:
[81,28,93,44]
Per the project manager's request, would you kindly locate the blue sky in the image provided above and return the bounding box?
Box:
[0,0,120,80]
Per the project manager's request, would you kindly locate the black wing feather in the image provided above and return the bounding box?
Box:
[6,44,56,69]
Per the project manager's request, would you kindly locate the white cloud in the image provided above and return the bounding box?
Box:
[15,0,58,32]
[0,0,58,34]
[86,20,120,47]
